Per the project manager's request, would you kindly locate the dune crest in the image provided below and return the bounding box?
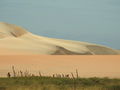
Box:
[0,22,119,55]
[0,22,27,38]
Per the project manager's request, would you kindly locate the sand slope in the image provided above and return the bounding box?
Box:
[0,22,119,55]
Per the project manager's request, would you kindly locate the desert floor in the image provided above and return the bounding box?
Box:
[0,55,120,78]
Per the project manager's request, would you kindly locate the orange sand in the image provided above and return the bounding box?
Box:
[0,55,120,78]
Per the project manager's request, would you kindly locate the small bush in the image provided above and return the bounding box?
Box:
[105,85,120,90]
[0,86,6,90]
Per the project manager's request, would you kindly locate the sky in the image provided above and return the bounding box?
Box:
[0,0,120,49]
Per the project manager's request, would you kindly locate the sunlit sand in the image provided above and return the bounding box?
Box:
[0,55,120,78]
[0,22,119,55]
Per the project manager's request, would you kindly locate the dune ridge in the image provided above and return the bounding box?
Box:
[0,22,119,55]
[0,22,27,38]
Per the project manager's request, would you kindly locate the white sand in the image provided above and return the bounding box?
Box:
[0,22,119,55]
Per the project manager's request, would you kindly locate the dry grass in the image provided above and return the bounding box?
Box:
[0,66,119,90]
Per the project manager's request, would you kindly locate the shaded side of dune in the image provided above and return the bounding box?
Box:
[0,22,27,38]
[87,45,118,55]
[116,50,120,54]
[52,46,93,55]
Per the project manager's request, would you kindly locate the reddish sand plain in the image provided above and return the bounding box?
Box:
[0,55,120,78]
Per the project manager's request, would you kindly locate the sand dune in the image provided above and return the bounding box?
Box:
[0,22,119,55]
[0,22,120,78]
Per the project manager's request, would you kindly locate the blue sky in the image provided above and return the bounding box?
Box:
[0,0,120,49]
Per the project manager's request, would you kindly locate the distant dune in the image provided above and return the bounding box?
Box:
[116,50,120,53]
[0,22,119,55]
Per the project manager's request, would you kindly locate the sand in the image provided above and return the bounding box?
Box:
[0,22,119,55]
[0,55,120,78]
[0,22,120,78]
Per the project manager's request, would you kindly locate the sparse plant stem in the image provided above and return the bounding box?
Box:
[12,66,16,77]
[71,72,76,90]
[76,69,79,78]
[20,70,23,77]
[39,71,42,77]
